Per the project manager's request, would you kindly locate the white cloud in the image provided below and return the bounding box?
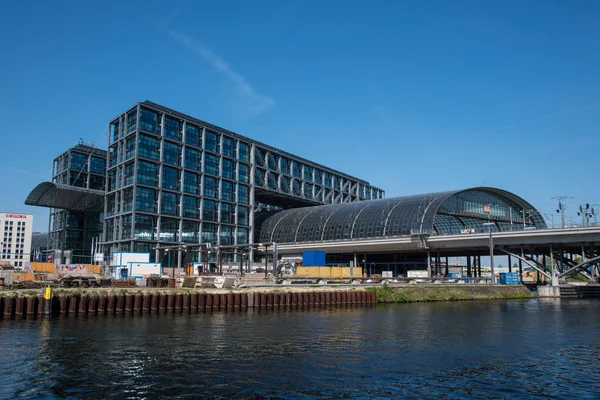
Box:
[164,28,275,116]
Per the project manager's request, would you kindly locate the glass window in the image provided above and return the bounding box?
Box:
[182,220,199,243]
[139,108,159,134]
[281,158,291,175]
[121,214,132,239]
[122,187,133,212]
[204,153,219,176]
[184,147,201,171]
[220,202,234,224]
[135,214,157,240]
[237,205,249,226]
[89,174,105,190]
[70,173,86,188]
[138,134,160,161]
[303,165,313,182]
[222,137,235,158]
[315,170,323,185]
[238,184,249,204]
[162,166,180,191]
[161,192,179,216]
[137,160,159,187]
[222,158,235,180]
[201,223,217,245]
[70,152,87,170]
[124,162,135,186]
[267,172,278,190]
[220,225,234,245]
[203,176,219,198]
[204,130,220,153]
[281,176,291,193]
[164,116,182,141]
[163,141,181,166]
[254,168,265,187]
[292,162,302,179]
[238,142,250,162]
[183,171,201,195]
[125,137,136,160]
[159,217,179,242]
[90,156,106,175]
[110,121,120,143]
[221,180,235,202]
[182,195,200,219]
[135,187,158,213]
[267,153,279,170]
[293,178,302,196]
[203,199,218,222]
[185,124,202,148]
[237,227,249,245]
[255,148,265,167]
[127,108,137,134]
[238,163,249,183]
[303,183,313,199]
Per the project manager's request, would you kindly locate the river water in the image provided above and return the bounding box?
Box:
[1,298,599,399]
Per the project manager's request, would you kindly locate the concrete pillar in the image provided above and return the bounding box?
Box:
[508,254,512,273]
[444,256,449,277]
[427,250,431,277]
[466,255,472,278]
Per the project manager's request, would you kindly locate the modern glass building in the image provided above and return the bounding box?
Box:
[103,101,384,266]
[45,144,106,262]
[258,187,547,243]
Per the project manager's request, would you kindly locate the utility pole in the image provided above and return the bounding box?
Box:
[544,213,555,229]
[551,196,574,228]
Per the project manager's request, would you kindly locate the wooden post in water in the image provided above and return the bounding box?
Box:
[205,293,213,310]
[98,295,107,314]
[175,294,183,312]
[37,295,45,315]
[79,295,88,314]
[226,293,233,310]
[125,294,133,313]
[15,296,24,316]
[167,294,175,312]
[134,294,142,313]
[27,296,36,315]
[89,295,97,314]
[198,293,206,311]
[69,294,78,314]
[3,296,14,316]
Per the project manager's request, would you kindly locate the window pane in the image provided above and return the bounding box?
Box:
[162,166,180,191]
[164,116,182,141]
[139,108,159,134]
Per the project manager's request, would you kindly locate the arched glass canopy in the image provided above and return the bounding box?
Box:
[258,187,547,243]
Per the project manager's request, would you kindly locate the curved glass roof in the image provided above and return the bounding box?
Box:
[258,187,547,243]
[25,182,105,212]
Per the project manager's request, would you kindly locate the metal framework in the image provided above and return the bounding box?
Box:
[102,101,383,267]
[259,187,547,243]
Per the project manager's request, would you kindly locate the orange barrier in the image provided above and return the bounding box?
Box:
[29,262,101,275]
[14,272,35,281]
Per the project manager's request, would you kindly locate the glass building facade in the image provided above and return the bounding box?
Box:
[258,187,547,243]
[49,144,107,262]
[103,101,384,266]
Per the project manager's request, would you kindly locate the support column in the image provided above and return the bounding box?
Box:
[466,255,472,278]
[436,250,441,276]
[508,254,512,273]
[444,256,449,277]
[477,255,482,277]
[427,250,431,277]
[519,246,524,283]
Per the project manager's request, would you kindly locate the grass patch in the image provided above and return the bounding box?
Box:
[373,284,533,303]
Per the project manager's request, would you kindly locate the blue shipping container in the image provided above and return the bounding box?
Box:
[302,251,326,266]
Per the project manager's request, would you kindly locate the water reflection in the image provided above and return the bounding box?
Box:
[0,299,599,399]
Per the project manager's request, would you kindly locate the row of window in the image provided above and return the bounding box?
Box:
[4,221,27,226]
[104,214,249,246]
[111,108,251,163]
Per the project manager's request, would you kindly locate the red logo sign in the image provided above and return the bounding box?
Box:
[483,205,490,213]
[5,214,26,219]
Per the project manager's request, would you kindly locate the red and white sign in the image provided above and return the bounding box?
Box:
[5,214,27,219]
[483,205,491,213]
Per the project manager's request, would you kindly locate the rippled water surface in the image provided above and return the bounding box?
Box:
[1,298,599,399]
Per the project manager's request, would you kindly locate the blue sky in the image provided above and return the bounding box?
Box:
[1,0,599,232]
